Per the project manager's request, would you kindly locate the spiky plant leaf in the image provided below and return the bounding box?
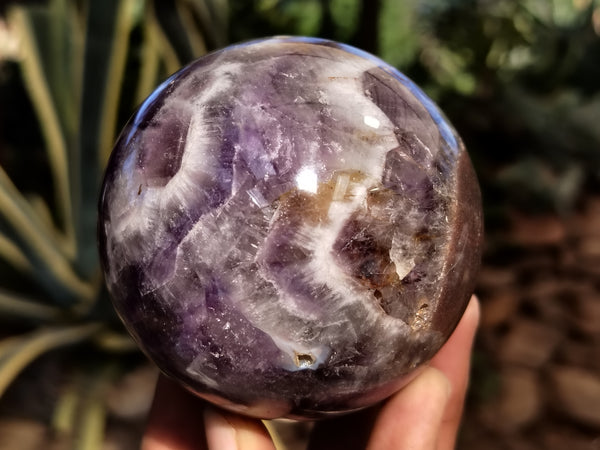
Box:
[142,4,182,77]
[0,290,63,322]
[92,330,138,353]
[153,1,202,64]
[0,165,94,305]
[53,373,81,437]
[0,323,103,398]
[186,0,229,48]
[135,9,164,104]
[77,0,142,278]
[0,232,31,273]
[52,364,121,450]
[73,364,119,450]
[7,2,80,256]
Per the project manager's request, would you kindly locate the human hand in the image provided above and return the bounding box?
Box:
[142,296,480,450]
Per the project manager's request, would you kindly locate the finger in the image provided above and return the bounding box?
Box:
[366,366,451,450]
[430,295,480,450]
[308,295,480,450]
[142,374,276,450]
[204,406,276,450]
[142,375,208,450]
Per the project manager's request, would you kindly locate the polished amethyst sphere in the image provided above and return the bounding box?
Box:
[98,37,483,419]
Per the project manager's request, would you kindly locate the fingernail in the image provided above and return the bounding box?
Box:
[431,366,453,399]
[204,406,239,450]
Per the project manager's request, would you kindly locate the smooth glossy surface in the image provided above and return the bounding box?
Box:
[98,37,483,419]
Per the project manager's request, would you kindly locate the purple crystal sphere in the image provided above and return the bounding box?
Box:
[98,37,483,419]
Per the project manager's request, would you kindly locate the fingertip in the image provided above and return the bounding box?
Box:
[204,407,239,450]
[429,294,481,450]
[432,294,480,371]
[367,366,451,450]
[204,406,276,450]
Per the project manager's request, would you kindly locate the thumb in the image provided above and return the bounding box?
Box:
[204,406,276,450]
[142,375,276,450]
[367,366,452,450]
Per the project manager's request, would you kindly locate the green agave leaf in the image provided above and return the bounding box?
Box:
[0,232,31,273]
[135,9,163,105]
[0,323,103,398]
[0,165,61,260]
[149,4,187,76]
[52,364,120,450]
[92,0,143,167]
[150,0,229,73]
[135,0,207,104]
[72,364,119,450]
[92,330,138,353]
[32,0,83,145]
[144,4,182,78]
[7,2,80,257]
[185,0,229,48]
[177,0,209,56]
[77,0,142,278]
[153,0,202,65]
[0,289,63,322]
[0,166,95,305]
[53,373,81,436]
[73,393,105,450]
[4,0,98,308]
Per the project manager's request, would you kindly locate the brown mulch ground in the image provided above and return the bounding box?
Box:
[2,197,600,449]
[458,196,600,449]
